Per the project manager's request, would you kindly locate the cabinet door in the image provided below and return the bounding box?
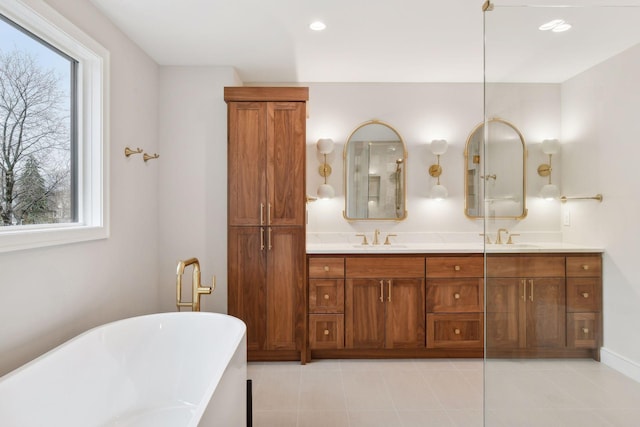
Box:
[345,279,386,349]
[266,102,306,226]
[228,226,267,351]
[386,278,425,349]
[427,313,484,348]
[426,256,484,278]
[567,312,599,349]
[566,256,602,277]
[486,278,525,349]
[228,102,267,226]
[526,278,565,349]
[427,278,484,313]
[266,227,305,351]
[567,278,600,312]
[309,279,344,313]
[309,314,344,349]
[309,257,345,279]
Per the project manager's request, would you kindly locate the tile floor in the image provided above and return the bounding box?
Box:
[248,358,640,427]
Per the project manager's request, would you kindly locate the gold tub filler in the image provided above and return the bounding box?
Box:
[176,258,215,311]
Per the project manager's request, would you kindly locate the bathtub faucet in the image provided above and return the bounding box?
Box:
[176,258,216,311]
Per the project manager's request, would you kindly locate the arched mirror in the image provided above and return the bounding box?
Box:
[344,120,407,220]
[464,118,527,219]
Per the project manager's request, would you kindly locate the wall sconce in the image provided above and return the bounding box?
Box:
[538,139,560,200]
[428,139,448,200]
[316,138,335,199]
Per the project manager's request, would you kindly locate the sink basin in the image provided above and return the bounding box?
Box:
[488,243,540,250]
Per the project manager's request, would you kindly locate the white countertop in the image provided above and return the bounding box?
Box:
[306,242,604,254]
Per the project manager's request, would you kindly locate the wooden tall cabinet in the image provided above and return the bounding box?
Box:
[225,87,308,362]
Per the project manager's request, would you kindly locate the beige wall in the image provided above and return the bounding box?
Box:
[0,0,160,375]
[304,83,562,238]
[561,43,640,379]
[157,66,241,314]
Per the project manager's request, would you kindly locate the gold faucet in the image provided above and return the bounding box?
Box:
[176,258,215,311]
[384,233,397,245]
[373,229,381,245]
[356,233,369,245]
[496,228,509,245]
[479,233,493,244]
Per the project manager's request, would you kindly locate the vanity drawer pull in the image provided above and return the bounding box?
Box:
[582,327,589,334]
[323,265,330,272]
[454,328,461,335]
[582,292,590,298]
[323,294,330,300]
[324,329,330,336]
[453,292,461,300]
[454,265,461,271]
[582,264,589,270]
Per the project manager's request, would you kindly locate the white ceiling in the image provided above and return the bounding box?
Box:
[89,0,640,83]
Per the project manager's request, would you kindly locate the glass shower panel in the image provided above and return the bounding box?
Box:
[483,3,640,426]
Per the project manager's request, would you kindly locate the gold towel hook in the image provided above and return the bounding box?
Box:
[124,147,143,157]
[143,152,160,162]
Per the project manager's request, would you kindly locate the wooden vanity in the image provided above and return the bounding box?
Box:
[305,252,602,362]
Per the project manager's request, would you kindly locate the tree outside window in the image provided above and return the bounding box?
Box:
[0,15,75,227]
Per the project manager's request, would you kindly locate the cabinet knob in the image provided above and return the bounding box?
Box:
[454,328,461,335]
[582,327,589,334]
[582,264,589,270]
[324,329,330,336]
[323,265,330,272]
[454,265,461,271]
[323,294,330,300]
[453,292,461,300]
[582,292,589,298]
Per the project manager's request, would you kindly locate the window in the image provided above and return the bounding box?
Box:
[0,0,109,252]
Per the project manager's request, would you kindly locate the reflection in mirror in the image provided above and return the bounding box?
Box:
[464,118,527,219]
[344,120,407,220]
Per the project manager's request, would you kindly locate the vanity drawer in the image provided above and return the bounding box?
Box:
[309,314,344,349]
[486,256,565,278]
[426,313,484,348]
[567,312,599,349]
[426,279,484,313]
[566,256,602,277]
[426,256,484,278]
[309,257,345,278]
[567,278,600,312]
[346,257,424,278]
[309,279,344,313]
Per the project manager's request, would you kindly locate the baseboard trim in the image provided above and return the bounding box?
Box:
[600,347,640,383]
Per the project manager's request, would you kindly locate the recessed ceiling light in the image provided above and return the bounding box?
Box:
[309,21,326,31]
[539,19,564,31]
[551,23,572,32]
[538,19,571,32]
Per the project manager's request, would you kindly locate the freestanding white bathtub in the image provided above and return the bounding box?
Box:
[0,312,247,427]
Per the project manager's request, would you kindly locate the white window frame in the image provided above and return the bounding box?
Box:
[0,0,109,252]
